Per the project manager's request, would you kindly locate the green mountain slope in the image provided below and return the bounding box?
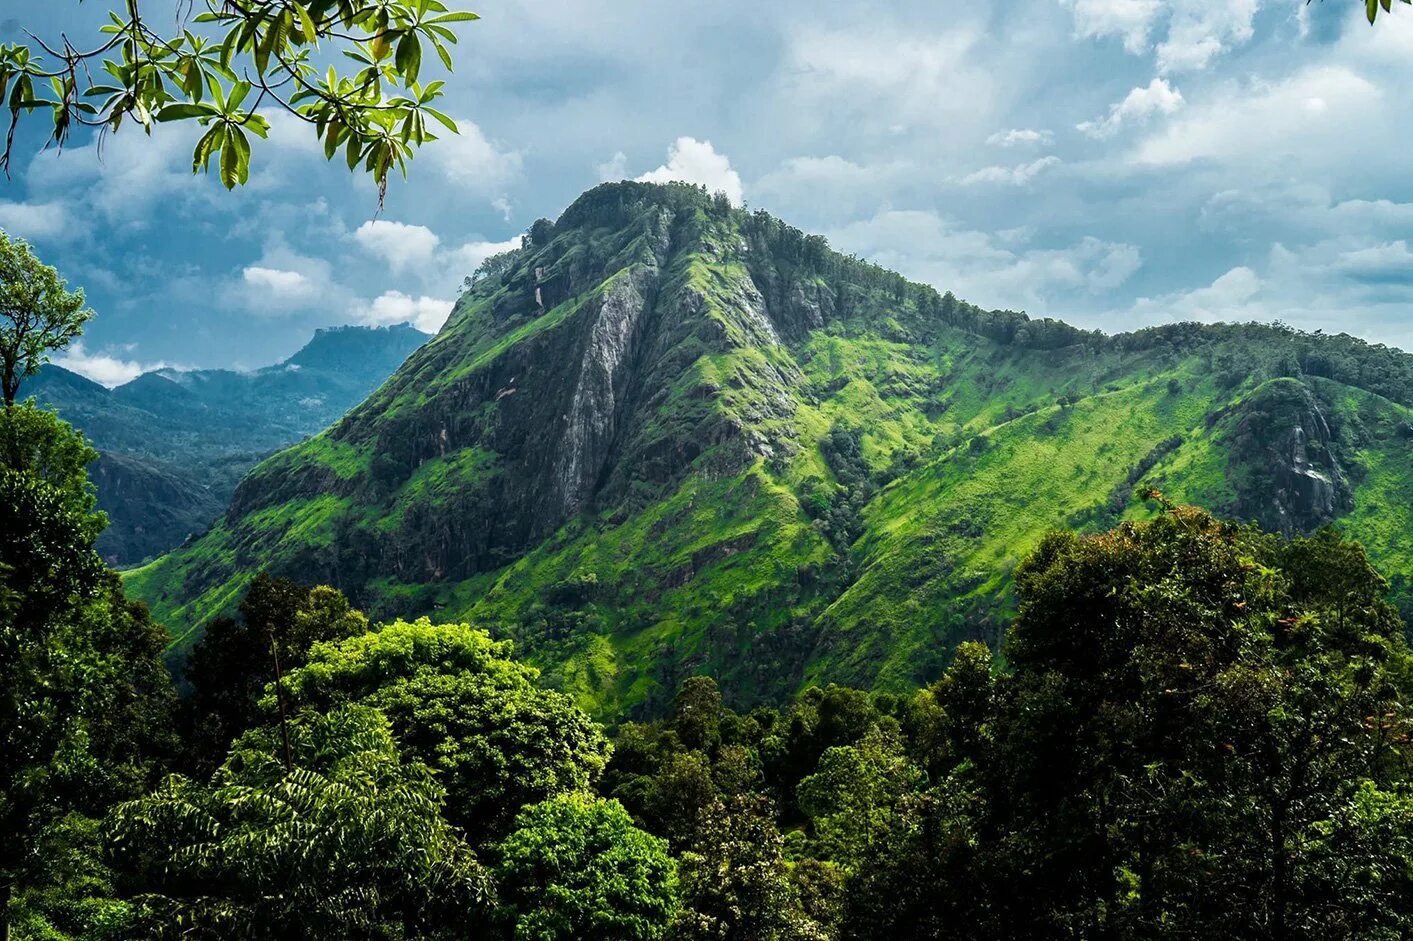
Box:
[24,324,428,565]
[127,182,1413,716]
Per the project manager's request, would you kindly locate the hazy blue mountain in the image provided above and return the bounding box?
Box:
[23,323,428,565]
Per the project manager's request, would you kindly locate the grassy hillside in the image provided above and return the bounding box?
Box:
[127,182,1413,717]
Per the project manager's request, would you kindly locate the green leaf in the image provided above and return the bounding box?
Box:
[294,1,319,43]
[395,34,422,84]
[156,103,218,122]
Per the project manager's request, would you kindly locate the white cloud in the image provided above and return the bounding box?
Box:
[961,156,1062,186]
[827,210,1142,314]
[987,128,1054,147]
[1131,67,1378,166]
[354,220,442,273]
[1060,0,1264,72]
[1130,265,1263,322]
[1078,78,1184,138]
[1156,0,1261,73]
[356,291,455,333]
[425,118,523,201]
[448,237,524,277]
[635,137,744,204]
[1061,0,1164,53]
[51,341,169,387]
[785,25,994,129]
[243,266,316,301]
[597,151,630,181]
[26,125,204,228]
[0,201,75,242]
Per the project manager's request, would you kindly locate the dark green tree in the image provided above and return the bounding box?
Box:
[673,795,823,941]
[988,504,1413,939]
[107,705,489,940]
[0,404,173,941]
[180,575,364,772]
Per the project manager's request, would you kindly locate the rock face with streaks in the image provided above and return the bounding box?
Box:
[1223,378,1353,535]
[205,183,836,598]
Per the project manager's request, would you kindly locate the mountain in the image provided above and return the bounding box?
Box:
[126,182,1413,717]
[24,323,428,565]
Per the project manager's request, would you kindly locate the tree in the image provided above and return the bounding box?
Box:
[180,574,365,773]
[673,795,824,941]
[492,793,678,941]
[0,404,174,941]
[0,233,90,408]
[988,504,1413,939]
[0,2,479,199]
[280,617,611,839]
[106,705,490,940]
[796,724,921,871]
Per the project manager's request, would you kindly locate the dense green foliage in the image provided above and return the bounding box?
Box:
[9,408,1413,939]
[0,402,174,941]
[280,617,612,837]
[129,182,1413,718]
[108,705,489,940]
[493,794,677,941]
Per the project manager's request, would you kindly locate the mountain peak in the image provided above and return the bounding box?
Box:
[128,183,1413,716]
[284,323,429,373]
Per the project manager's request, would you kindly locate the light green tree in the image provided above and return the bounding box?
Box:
[280,618,612,838]
[493,793,678,941]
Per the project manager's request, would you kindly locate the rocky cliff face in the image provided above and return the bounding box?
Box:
[128,182,1413,715]
[1222,379,1353,535]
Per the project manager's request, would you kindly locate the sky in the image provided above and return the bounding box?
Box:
[2,0,1413,383]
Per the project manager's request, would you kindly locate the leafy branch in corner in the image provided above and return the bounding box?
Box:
[0,1,478,203]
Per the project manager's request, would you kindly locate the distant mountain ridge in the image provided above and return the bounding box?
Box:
[25,323,428,565]
[125,183,1413,717]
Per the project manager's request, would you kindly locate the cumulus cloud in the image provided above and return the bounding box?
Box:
[986,128,1054,147]
[1078,78,1184,138]
[1060,0,1264,72]
[827,210,1142,314]
[1060,0,1164,53]
[1131,67,1377,165]
[0,201,75,242]
[1156,0,1261,73]
[961,156,1062,186]
[243,266,316,302]
[355,291,455,334]
[447,237,524,277]
[51,341,169,387]
[596,151,630,181]
[1130,266,1263,322]
[425,118,523,202]
[634,137,744,204]
[354,220,442,273]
